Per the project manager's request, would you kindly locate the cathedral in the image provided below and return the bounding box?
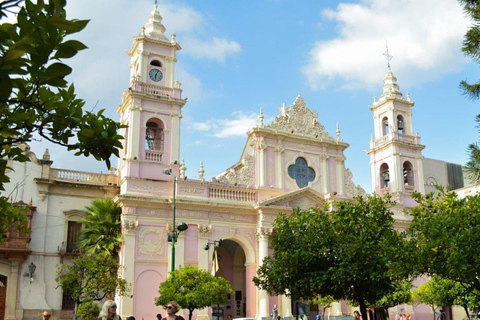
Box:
[0,4,466,320]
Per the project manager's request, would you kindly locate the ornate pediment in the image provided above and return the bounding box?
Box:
[266,95,333,139]
[259,187,325,210]
[214,154,255,187]
[344,168,367,198]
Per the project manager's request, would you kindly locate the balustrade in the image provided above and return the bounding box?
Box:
[209,187,256,202]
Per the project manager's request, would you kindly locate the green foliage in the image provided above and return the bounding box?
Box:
[372,279,412,309]
[56,253,130,308]
[253,194,412,320]
[78,196,123,258]
[77,301,100,320]
[0,196,29,242]
[156,265,232,320]
[459,0,480,100]
[0,0,124,191]
[412,276,456,319]
[308,295,335,316]
[409,189,480,297]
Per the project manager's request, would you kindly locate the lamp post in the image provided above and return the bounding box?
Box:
[163,168,189,272]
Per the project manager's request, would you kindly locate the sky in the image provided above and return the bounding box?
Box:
[23,0,480,193]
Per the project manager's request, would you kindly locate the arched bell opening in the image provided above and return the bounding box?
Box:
[382,117,389,136]
[380,163,390,188]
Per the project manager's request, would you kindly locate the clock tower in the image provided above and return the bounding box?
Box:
[117,3,186,182]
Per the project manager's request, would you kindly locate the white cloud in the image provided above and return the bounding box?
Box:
[183,37,242,62]
[304,0,471,90]
[189,111,259,138]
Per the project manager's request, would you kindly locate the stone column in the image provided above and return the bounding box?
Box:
[128,102,142,161]
[416,155,425,194]
[245,263,257,318]
[280,294,293,320]
[5,260,21,320]
[257,227,271,320]
[170,112,182,164]
[275,145,284,189]
[330,302,343,317]
[320,154,329,194]
[336,156,345,195]
[197,225,211,320]
[119,216,138,318]
[255,136,267,187]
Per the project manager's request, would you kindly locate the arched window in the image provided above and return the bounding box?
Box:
[288,157,316,188]
[403,161,414,186]
[150,60,162,67]
[380,163,390,188]
[397,115,404,134]
[145,119,164,151]
[382,117,389,136]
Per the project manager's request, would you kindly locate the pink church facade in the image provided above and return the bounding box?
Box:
[115,4,366,320]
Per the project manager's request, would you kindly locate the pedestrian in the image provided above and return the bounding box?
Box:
[227,316,233,320]
[157,314,162,320]
[162,301,184,320]
[316,313,321,320]
[127,317,135,320]
[272,304,278,320]
[354,311,362,320]
[98,300,121,320]
[43,311,52,320]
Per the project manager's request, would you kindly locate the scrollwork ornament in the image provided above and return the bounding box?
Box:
[138,226,164,256]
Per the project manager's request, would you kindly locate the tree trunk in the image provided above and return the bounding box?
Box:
[188,308,194,320]
[73,301,79,320]
[463,305,470,319]
[359,300,368,320]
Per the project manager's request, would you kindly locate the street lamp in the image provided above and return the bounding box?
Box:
[163,168,189,272]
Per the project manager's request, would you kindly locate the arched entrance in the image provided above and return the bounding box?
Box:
[0,275,7,320]
[214,239,247,320]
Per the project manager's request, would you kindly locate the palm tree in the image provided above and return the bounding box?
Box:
[78,196,123,258]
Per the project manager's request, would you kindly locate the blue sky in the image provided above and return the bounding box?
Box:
[26,0,479,193]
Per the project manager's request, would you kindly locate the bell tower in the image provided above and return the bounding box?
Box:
[117,3,186,181]
[366,67,425,208]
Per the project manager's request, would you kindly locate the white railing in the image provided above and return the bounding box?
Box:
[209,187,256,202]
[145,150,163,162]
[51,169,118,185]
[132,82,173,98]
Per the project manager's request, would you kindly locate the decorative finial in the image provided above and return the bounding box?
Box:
[154,0,157,5]
[407,92,411,101]
[198,161,205,182]
[259,108,264,128]
[43,149,50,160]
[175,79,181,88]
[373,95,377,104]
[141,26,146,36]
[336,123,341,142]
[371,133,374,141]
[383,40,393,68]
[171,32,176,42]
[179,159,187,179]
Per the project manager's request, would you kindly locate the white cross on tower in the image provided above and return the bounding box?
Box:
[383,41,393,68]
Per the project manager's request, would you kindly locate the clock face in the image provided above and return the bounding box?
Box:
[149,68,163,82]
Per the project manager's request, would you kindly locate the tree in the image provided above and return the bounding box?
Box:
[412,276,456,320]
[56,253,130,320]
[156,265,233,320]
[370,279,413,320]
[458,0,480,182]
[308,295,335,319]
[408,189,480,298]
[0,0,123,241]
[78,196,123,258]
[0,196,28,242]
[0,0,124,191]
[254,194,413,320]
[77,301,100,320]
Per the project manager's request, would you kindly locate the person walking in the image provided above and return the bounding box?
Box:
[272,305,278,320]
[162,301,184,320]
[98,300,121,320]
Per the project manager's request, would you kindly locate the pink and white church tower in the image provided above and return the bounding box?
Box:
[116,2,185,183]
[366,67,426,208]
